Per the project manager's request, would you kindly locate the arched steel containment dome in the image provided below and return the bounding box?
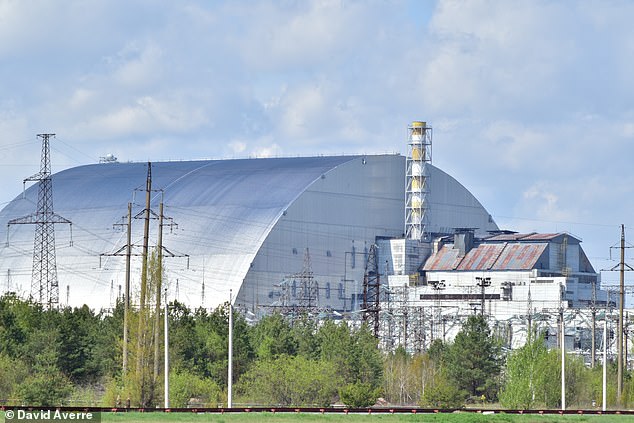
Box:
[0,155,497,311]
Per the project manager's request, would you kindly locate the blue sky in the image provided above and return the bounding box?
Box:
[1,0,633,287]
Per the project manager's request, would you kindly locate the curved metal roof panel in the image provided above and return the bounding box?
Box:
[0,156,358,309]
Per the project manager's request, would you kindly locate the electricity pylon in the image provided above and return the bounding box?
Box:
[8,134,72,308]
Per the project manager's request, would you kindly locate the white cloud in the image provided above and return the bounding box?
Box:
[252,143,282,158]
[1,0,634,273]
[229,140,247,154]
[71,94,209,138]
[110,42,165,87]
[235,0,369,71]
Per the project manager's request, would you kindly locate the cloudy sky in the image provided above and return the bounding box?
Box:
[1,0,633,287]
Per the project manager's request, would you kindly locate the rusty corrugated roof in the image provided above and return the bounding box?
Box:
[491,243,547,270]
[456,243,506,271]
[422,246,462,271]
[424,242,548,271]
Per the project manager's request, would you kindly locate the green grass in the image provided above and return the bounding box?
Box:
[5,410,634,423]
[94,411,634,423]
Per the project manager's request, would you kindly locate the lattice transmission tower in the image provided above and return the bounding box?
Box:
[362,243,381,337]
[8,134,72,307]
[296,248,319,309]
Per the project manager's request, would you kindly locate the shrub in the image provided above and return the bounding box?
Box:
[339,382,380,408]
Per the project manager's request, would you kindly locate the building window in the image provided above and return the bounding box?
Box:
[292,248,298,255]
[338,282,344,299]
[326,282,331,299]
[326,250,332,257]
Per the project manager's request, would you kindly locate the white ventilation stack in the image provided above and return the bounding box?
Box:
[405,121,432,242]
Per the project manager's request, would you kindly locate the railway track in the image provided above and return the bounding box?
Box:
[2,406,634,415]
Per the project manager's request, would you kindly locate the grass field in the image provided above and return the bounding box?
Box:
[3,410,630,423]
[98,411,634,423]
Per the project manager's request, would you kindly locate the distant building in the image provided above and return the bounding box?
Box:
[379,230,608,351]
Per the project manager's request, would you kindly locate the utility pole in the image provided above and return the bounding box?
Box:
[151,201,180,386]
[101,165,185,386]
[101,202,135,375]
[591,279,597,368]
[124,202,132,375]
[603,304,608,412]
[135,162,153,406]
[154,202,165,383]
[164,288,169,409]
[201,257,205,308]
[476,277,491,317]
[618,225,625,403]
[560,305,566,411]
[401,285,409,350]
[228,289,233,408]
[527,286,533,339]
[626,311,630,374]
[430,280,446,341]
[603,225,633,405]
[7,134,72,308]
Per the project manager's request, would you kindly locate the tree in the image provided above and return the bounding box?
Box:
[166,301,197,372]
[316,320,353,378]
[339,382,381,408]
[91,304,123,380]
[0,353,28,404]
[290,314,319,360]
[350,323,383,387]
[316,321,382,388]
[57,305,100,384]
[237,355,341,406]
[420,368,464,408]
[250,313,297,360]
[17,370,72,406]
[0,294,29,358]
[410,353,438,405]
[20,320,72,406]
[499,334,549,409]
[500,333,596,409]
[417,340,462,408]
[444,315,501,400]
[383,347,435,405]
[190,303,253,388]
[169,369,222,407]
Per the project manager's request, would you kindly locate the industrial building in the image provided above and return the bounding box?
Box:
[0,123,613,358]
[0,153,493,312]
[380,230,610,352]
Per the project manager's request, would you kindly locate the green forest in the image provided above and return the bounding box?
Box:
[0,291,632,410]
